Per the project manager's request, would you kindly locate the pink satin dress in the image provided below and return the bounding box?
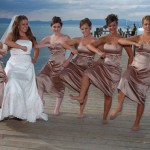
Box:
[85,43,123,96]
[36,43,66,99]
[60,43,95,92]
[118,44,150,104]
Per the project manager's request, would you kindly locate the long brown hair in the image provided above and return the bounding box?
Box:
[12,15,36,46]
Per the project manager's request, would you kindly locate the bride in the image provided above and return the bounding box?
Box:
[0,15,48,122]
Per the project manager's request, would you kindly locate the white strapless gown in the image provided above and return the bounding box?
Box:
[0,40,48,122]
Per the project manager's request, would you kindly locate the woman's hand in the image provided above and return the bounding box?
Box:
[100,52,106,59]
[88,61,98,68]
[97,51,106,59]
[135,43,143,49]
[4,75,8,83]
[2,71,8,83]
[21,46,27,51]
[32,57,37,64]
[0,49,7,56]
[72,49,78,55]
[63,60,70,68]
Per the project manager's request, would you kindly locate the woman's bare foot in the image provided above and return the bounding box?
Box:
[53,110,60,116]
[102,120,108,125]
[77,113,84,118]
[110,108,122,120]
[69,94,84,105]
[132,125,140,131]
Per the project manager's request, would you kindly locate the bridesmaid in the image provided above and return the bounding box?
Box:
[60,18,97,117]
[110,15,150,131]
[0,42,7,107]
[0,42,7,139]
[35,16,77,116]
[71,14,133,124]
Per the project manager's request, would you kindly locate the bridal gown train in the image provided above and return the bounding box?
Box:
[0,40,48,122]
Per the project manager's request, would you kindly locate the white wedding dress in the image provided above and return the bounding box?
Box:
[0,40,48,122]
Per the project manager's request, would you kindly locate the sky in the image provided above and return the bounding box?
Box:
[0,0,149,21]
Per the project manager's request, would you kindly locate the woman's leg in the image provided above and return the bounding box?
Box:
[132,103,145,131]
[0,83,4,107]
[103,95,112,124]
[78,95,88,118]
[110,90,125,120]
[53,97,63,116]
[36,76,45,104]
[38,89,44,104]
[70,74,90,104]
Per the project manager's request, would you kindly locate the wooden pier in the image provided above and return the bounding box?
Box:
[94,27,137,38]
[0,52,150,150]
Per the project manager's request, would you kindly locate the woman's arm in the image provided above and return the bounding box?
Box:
[63,53,74,68]
[0,48,7,56]
[61,36,80,67]
[0,64,8,83]
[118,36,140,47]
[32,48,39,64]
[35,36,51,49]
[32,41,39,64]
[0,42,2,48]
[123,45,134,66]
[0,42,8,82]
[5,33,27,51]
[61,37,79,54]
[0,42,7,56]
[86,37,106,57]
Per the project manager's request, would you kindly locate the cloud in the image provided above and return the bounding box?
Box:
[0,0,149,21]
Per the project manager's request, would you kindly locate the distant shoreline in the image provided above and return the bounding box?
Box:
[0,18,142,27]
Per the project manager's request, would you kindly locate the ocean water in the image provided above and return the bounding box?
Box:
[0,23,143,74]
[0,23,99,74]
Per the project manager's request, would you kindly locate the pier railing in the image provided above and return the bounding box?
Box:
[94,27,137,38]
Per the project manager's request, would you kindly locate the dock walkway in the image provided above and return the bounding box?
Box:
[0,52,150,150]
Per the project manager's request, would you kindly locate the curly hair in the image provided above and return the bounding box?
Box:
[50,16,63,27]
[105,14,118,26]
